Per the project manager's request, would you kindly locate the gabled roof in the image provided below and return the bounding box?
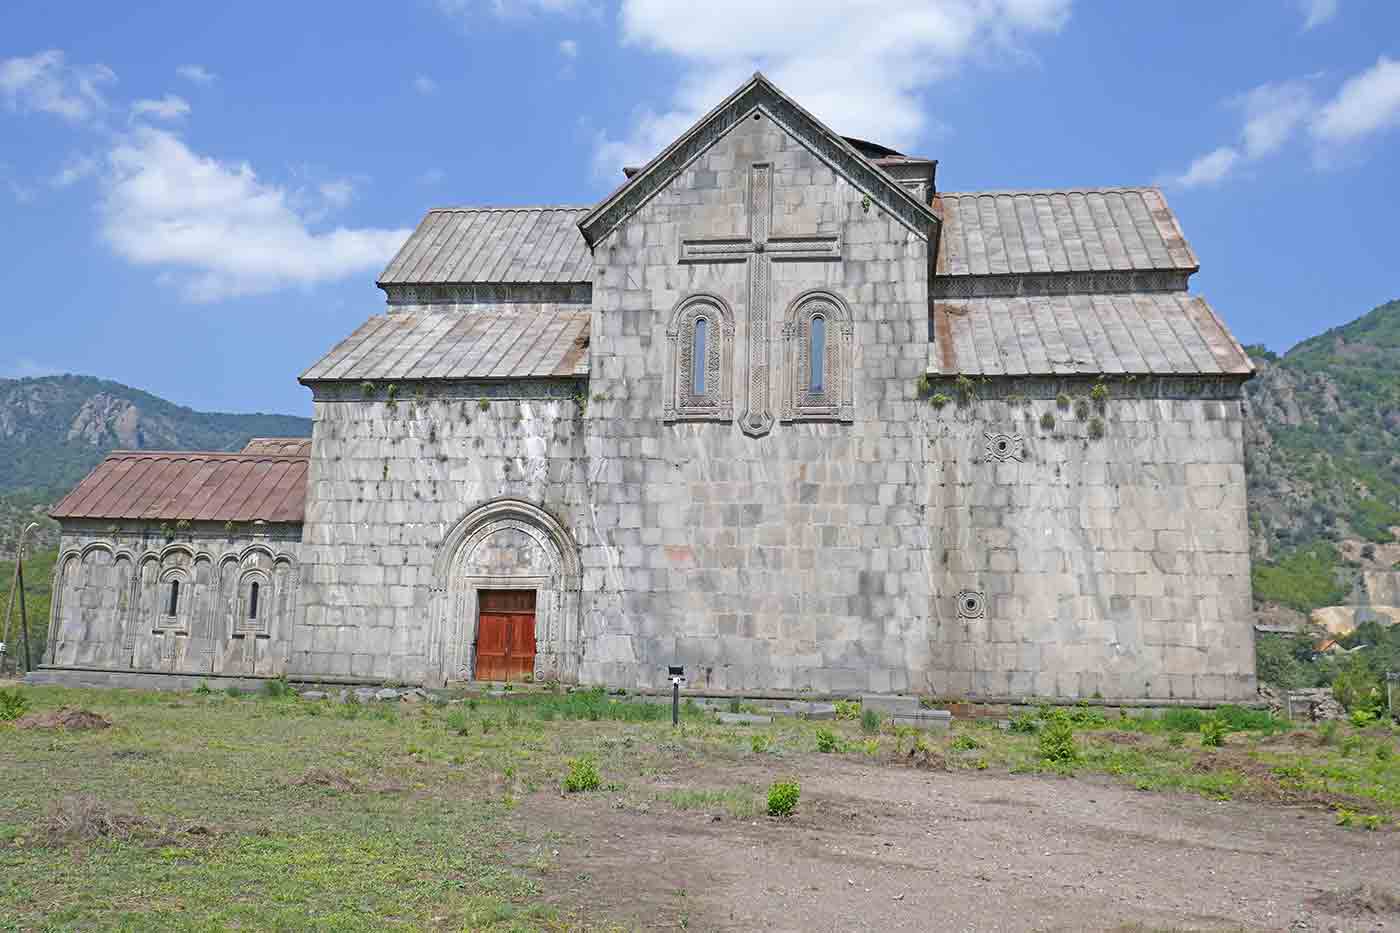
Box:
[50,451,309,524]
[299,306,590,383]
[578,73,941,248]
[935,188,1197,277]
[929,292,1253,377]
[378,207,592,286]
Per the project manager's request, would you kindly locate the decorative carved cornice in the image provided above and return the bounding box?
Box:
[381,283,591,306]
[932,270,1192,299]
[579,74,940,248]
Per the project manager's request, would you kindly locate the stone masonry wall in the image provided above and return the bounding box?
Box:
[46,521,301,676]
[294,384,590,684]
[924,379,1256,701]
[582,111,936,693]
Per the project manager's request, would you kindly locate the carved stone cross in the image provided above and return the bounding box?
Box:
[680,162,840,437]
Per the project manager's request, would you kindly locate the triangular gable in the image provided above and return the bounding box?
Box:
[578,73,941,248]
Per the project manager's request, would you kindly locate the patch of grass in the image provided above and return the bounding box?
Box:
[766,780,800,817]
[1200,717,1227,748]
[0,687,30,721]
[814,728,839,753]
[657,787,760,819]
[860,708,882,735]
[951,734,982,751]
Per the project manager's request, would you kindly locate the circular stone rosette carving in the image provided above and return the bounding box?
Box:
[955,589,986,620]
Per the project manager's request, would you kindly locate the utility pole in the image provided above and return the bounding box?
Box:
[2,523,39,675]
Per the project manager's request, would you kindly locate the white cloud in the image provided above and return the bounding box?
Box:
[1170,78,1315,187]
[559,39,579,58]
[1173,146,1240,188]
[1312,56,1400,145]
[413,75,438,95]
[100,127,410,301]
[131,93,191,121]
[0,50,115,123]
[50,153,99,188]
[318,178,356,209]
[1298,0,1338,31]
[592,0,1070,178]
[176,64,217,84]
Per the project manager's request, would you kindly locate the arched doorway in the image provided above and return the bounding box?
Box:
[431,499,581,685]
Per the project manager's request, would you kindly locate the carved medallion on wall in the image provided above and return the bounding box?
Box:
[955,589,986,620]
[983,432,1023,462]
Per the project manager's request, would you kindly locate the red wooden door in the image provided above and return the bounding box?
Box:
[475,590,537,681]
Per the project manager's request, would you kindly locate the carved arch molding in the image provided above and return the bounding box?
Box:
[431,498,582,685]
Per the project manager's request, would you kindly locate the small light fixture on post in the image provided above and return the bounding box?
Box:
[668,665,686,727]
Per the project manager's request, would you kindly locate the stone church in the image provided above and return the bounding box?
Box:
[39,75,1258,701]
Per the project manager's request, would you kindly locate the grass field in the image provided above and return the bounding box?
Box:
[1,684,1397,931]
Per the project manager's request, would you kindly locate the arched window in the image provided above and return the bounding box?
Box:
[166,579,180,617]
[248,581,260,620]
[664,294,734,422]
[781,290,854,423]
[809,315,826,393]
[691,318,708,395]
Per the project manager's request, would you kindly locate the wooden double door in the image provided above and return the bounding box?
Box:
[475,589,537,682]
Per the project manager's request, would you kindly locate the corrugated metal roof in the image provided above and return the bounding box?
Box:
[299,307,590,383]
[241,438,312,456]
[930,292,1253,376]
[50,452,308,523]
[377,207,593,285]
[935,188,1198,277]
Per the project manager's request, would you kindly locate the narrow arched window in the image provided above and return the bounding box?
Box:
[809,315,826,393]
[248,581,260,620]
[691,317,708,395]
[167,579,180,616]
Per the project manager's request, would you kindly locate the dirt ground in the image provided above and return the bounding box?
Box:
[518,757,1399,933]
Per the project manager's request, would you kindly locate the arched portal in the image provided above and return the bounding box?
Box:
[431,498,581,684]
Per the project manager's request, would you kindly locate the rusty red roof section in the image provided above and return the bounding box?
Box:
[50,450,309,523]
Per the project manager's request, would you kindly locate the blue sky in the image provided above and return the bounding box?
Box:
[1,0,1397,416]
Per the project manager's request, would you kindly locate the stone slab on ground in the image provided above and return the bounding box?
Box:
[890,710,952,731]
[860,694,924,717]
[716,712,774,725]
[757,700,837,720]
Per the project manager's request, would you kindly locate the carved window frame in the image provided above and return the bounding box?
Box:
[155,566,190,635]
[663,294,735,422]
[234,569,272,638]
[781,289,854,422]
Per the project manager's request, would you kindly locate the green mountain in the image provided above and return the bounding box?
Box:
[1243,298,1400,612]
[0,375,310,556]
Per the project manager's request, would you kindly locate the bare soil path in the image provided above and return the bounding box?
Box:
[520,757,1399,932]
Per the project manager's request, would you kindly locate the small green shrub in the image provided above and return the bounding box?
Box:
[193,682,212,696]
[261,677,292,699]
[225,686,244,699]
[0,688,29,722]
[929,393,952,409]
[1200,717,1227,747]
[1166,732,1185,748]
[1214,705,1282,733]
[1090,382,1109,403]
[1008,713,1039,734]
[860,709,882,735]
[563,757,601,793]
[1040,411,1055,431]
[1335,807,1356,827]
[477,399,490,412]
[1037,711,1079,764]
[951,734,981,751]
[1087,416,1105,439]
[750,734,770,754]
[445,709,470,735]
[1055,392,1071,409]
[1350,707,1379,728]
[861,738,880,756]
[1074,397,1090,419]
[815,728,839,753]
[767,780,800,817]
[834,700,860,720]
